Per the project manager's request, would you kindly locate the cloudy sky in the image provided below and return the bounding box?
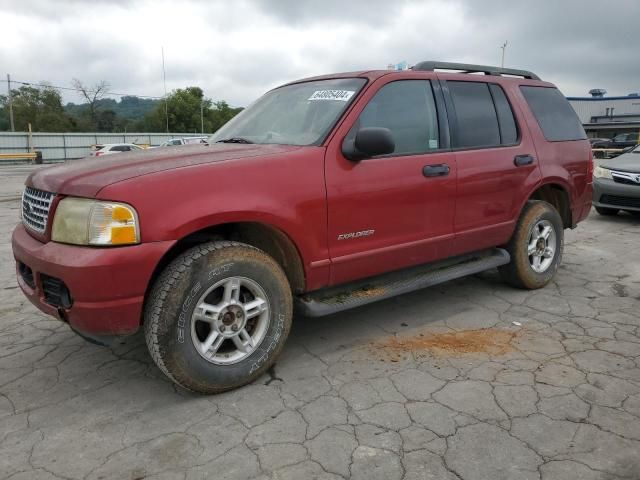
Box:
[1,0,639,106]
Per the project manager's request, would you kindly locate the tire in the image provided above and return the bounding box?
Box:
[144,241,292,394]
[499,201,564,289]
[595,207,619,216]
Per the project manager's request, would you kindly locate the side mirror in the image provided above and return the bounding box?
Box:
[342,127,395,161]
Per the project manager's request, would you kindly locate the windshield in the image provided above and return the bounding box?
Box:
[209,78,366,146]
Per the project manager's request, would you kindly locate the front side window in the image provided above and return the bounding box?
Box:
[350,80,440,155]
[209,78,367,146]
[448,81,500,148]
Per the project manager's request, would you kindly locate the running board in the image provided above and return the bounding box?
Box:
[296,248,510,317]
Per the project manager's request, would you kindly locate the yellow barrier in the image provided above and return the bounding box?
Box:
[0,153,37,161]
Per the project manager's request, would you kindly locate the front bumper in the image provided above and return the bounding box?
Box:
[12,223,175,340]
[593,177,640,211]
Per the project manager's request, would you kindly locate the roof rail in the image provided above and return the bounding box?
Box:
[412,61,540,80]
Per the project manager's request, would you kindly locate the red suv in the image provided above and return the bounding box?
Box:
[12,61,593,393]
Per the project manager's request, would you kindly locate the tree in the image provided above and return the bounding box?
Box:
[96,109,117,132]
[141,87,242,133]
[209,100,243,132]
[72,79,110,130]
[0,94,9,131]
[7,84,75,132]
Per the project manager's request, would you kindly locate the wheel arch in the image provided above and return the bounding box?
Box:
[143,221,307,322]
[524,181,572,228]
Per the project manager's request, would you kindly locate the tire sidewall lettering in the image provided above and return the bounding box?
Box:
[249,313,285,374]
[176,263,234,343]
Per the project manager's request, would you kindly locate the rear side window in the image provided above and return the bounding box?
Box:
[489,84,518,144]
[448,81,500,148]
[520,86,586,141]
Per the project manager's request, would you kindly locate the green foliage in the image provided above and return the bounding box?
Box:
[142,87,243,133]
[0,94,9,130]
[65,95,160,131]
[0,83,242,133]
[5,85,76,132]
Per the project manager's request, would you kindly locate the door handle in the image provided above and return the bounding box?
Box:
[514,154,534,167]
[423,164,450,177]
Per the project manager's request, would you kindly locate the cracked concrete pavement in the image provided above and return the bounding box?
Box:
[1,165,640,479]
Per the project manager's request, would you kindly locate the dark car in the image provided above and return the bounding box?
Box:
[593,144,640,216]
[592,133,639,150]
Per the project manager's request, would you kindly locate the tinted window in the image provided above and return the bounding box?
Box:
[448,81,500,148]
[354,80,439,155]
[489,84,518,144]
[520,86,586,141]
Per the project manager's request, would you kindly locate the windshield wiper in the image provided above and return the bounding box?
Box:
[215,137,254,144]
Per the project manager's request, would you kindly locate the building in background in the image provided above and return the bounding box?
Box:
[568,89,640,139]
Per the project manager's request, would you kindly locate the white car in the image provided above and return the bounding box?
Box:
[158,137,209,147]
[90,144,144,157]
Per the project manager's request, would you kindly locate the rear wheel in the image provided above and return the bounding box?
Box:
[144,241,292,394]
[499,201,564,289]
[595,206,619,216]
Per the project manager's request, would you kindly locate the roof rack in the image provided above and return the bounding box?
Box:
[412,61,540,80]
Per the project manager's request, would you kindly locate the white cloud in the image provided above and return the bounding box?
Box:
[0,0,638,107]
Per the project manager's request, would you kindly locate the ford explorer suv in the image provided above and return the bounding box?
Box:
[12,61,593,393]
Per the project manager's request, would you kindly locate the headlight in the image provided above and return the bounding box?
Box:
[593,165,613,179]
[52,197,139,246]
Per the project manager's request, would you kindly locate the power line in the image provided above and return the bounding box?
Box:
[0,78,164,99]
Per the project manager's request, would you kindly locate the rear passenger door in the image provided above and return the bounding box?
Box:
[440,78,541,255]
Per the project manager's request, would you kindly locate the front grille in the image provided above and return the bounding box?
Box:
[612,171,640,186]
[22,187,54,234]
[600,194,640,209]
[41,274,73,309]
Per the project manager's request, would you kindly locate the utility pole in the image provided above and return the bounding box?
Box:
[201,99,204,134]
[500,41,508,68]
[161,47,169,134]
[7,74,15,132]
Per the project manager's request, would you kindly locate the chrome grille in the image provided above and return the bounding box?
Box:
[22,187,54,234]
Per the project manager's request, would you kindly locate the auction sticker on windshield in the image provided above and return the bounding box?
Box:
[308,90,355,102]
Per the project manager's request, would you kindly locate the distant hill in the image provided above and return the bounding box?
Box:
[65,96,160,122]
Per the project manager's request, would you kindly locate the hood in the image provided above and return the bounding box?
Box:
[27,143,300,197]
[601,151,640,173]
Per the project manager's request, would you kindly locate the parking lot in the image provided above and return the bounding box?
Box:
[1,165,639,480]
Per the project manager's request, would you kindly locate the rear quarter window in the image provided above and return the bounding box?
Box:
[520,86,586,142]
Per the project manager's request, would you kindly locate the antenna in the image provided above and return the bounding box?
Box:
[161,47,169,134]
[501,41,508,68]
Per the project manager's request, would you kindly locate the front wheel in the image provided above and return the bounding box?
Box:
[499,201,564,289]
[144,241,292,394]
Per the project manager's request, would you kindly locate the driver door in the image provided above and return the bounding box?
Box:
[324,77,457,285]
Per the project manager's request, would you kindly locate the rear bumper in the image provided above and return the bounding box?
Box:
[592,178,640,211]
[573,182,593,225]
[12,223,175,339]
